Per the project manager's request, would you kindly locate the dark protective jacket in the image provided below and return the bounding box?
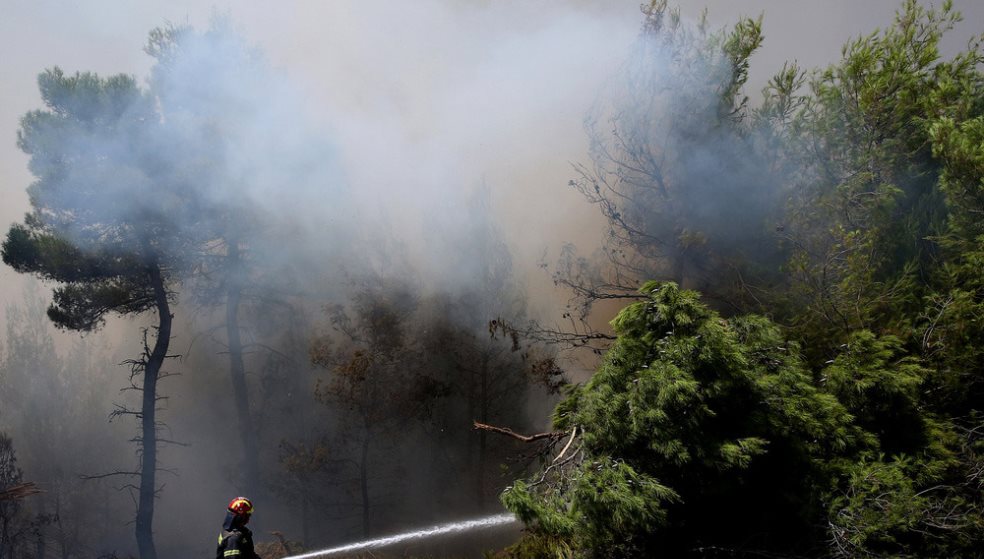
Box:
[217,514,261,559]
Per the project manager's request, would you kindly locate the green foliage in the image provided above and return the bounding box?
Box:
[931,115,984,248]
[828,450,983,558]
[1,68,183,332]
[829,456,937,556]
[772,16,984,557]
[924,80,984,410]
[783,0,982,351]
[821,331,927,455]
[569,459,677,549]
[506,277,984,557]
[3,51,195,559]
[505,283,864,556]
[496,532,575,559]
[510,3,984,556]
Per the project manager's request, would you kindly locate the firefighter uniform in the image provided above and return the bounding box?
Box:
[217,497,260,559]
[216,525,260,559]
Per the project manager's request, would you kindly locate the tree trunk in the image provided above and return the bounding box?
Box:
[35,527,45,559]
[301,486,310,548]
[135,265,171,559]
[360,433,371,538]
[55,494,66,559]
[477,353,490,507]
[2,509,11,558]
[225,240,259,492]
[466,364,477,499]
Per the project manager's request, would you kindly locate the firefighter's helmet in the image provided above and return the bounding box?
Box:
[227,496,254,516]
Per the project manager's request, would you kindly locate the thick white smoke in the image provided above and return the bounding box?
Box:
[2,2,983,558]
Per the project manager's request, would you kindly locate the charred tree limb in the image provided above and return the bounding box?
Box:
[490,315,616,357]
[472,421,566,443]
[80,471,141,481]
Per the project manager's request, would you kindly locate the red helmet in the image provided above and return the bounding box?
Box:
[227,496,254,516]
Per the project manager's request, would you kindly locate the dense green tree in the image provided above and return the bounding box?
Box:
[921,60,984,412]
[503,282,983,557]
[503,282,861,556]
[505,2,984,557]
[776,5,984,550]
[780,0,981,354]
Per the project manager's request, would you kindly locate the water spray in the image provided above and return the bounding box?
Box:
[281,513,518,559]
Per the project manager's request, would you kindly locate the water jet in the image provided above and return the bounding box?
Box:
[282,513,518,559]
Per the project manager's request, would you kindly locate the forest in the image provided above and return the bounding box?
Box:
[0,0,982,558]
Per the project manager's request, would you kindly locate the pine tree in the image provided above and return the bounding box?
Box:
[504,282,860,557]
[2,68,192,559]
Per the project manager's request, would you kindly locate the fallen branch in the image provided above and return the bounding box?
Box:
[473,421,565,442]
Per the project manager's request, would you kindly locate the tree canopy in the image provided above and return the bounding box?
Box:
[1,66,190,559]
[504,1,984,557]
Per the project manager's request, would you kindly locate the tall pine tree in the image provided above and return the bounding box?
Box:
[2,68,194,559]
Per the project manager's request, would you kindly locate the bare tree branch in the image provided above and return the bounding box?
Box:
[80,471,141,481]
[472,421,565,443]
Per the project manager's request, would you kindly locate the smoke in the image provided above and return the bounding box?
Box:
[2,1,983,558]
[0,3,642,556]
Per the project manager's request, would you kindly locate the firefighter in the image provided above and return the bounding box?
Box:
[216,496,261,559]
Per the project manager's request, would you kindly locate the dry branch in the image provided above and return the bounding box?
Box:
[80,471,141,481]
[472,421,565,442]
[553,425,578,463]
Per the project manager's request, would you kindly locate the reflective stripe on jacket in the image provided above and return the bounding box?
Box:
[216,527,260,559]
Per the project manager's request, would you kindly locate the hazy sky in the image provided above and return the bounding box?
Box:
[1,0,980,332]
